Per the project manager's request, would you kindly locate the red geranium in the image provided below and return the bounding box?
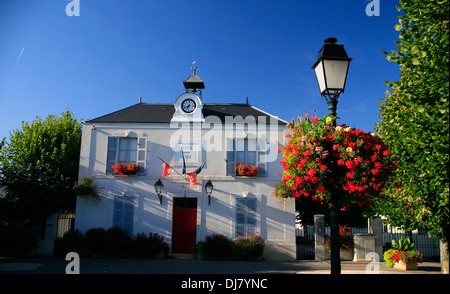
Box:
[274,114,396,211]
[324,225,353,252]
[234,163,258,177]
[112,162,140,177]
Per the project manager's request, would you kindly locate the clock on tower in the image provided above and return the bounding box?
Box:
[171,62,205,122]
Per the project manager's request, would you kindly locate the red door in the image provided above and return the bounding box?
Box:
[172,198,197,253]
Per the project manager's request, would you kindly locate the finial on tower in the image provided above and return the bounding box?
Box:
[191,60,198,76]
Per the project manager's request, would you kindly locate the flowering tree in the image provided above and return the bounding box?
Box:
[274,114,396,213]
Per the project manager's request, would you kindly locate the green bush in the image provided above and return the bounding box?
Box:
[103,226,133,258]
[54,227,169,259]
[133,232,169,259]
[83,227,107,256]
[197,234,266,261]
[54,229,84,256]
[202,234,235,259]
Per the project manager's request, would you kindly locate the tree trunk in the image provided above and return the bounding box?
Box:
[440,240,449,274]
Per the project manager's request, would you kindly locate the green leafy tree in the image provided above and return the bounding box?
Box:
[0,111,82,231]
[375,0,448,272]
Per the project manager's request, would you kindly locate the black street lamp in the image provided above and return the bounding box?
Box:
[205,180,214,205]
[312,37,352,127]
[154,179,164,205]
[312,37,352,274]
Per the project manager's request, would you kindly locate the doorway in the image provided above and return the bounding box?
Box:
[172,197,197,253]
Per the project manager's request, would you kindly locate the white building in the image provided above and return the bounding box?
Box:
[75,70,296,260]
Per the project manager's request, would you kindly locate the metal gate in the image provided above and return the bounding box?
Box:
[57,213,75,238]
[296,225,440,261]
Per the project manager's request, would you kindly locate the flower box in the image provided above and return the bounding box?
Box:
[112,162,140,177]
[393,261,418,271]
[73,176,100,201]
[325,248,354,261]
[383,249,423,269]
[234,163,258,177]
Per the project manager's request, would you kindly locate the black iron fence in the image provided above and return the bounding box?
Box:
[296,225,440,261]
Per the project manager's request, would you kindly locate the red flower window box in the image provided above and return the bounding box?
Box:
[112,162,140,177]
[234,163,258,177]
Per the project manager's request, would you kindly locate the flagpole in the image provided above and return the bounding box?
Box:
[155,155,187,179]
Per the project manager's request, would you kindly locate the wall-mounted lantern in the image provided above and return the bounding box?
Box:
[154,179,164,205]
[205,180,214,205]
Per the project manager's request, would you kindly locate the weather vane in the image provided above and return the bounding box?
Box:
[191,60,198,76]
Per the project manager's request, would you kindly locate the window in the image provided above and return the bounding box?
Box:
[113,196,135,235]
[226,137,268,176]
[235,198,257,237]
[106,137,147,174]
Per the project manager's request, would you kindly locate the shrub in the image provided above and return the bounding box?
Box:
[133,232,169,259]
[0,224,39,257]
[103,226,133,257]
[55,229,84,256]
[202,234,235,259]
[55,226,169,259]
[234,235,265,261]
[83,227,107,256]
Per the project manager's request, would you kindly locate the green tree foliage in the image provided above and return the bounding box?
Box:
[375,0,449,243]
[0,110,82,229]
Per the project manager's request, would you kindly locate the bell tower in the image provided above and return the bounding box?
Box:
[183,61,205,99]
[171,61,205,122]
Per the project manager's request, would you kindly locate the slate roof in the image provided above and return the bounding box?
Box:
[87,103,288,125]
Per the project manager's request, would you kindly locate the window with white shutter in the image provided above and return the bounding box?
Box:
[137,137,147,174]
[106,136,147,175]
[225,137,267,176]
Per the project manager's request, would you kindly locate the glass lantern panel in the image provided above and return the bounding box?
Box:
[314,60,326,94]
[323,59,349,91]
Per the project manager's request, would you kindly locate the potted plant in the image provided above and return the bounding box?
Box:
[384,249,423,270]
[234,163,258,177]
[112,162,140,177]
[383,235,423,270]
[73,176,99,201]
[324,225,354,260]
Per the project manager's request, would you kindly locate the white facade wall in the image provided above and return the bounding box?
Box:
[75,119,296,260]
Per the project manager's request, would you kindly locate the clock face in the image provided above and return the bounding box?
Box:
[181,99,196,113]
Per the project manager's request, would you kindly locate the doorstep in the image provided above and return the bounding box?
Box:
[169,253,197,259]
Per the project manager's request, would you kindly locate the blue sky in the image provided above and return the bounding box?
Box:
[0,0,402,140]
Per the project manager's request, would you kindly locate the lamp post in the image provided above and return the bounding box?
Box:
[312,37,352,274]
[205,180,214,205]
[154,179,164,205]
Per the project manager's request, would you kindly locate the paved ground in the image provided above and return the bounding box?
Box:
[0,256,442,274]
[2,257,447,292]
